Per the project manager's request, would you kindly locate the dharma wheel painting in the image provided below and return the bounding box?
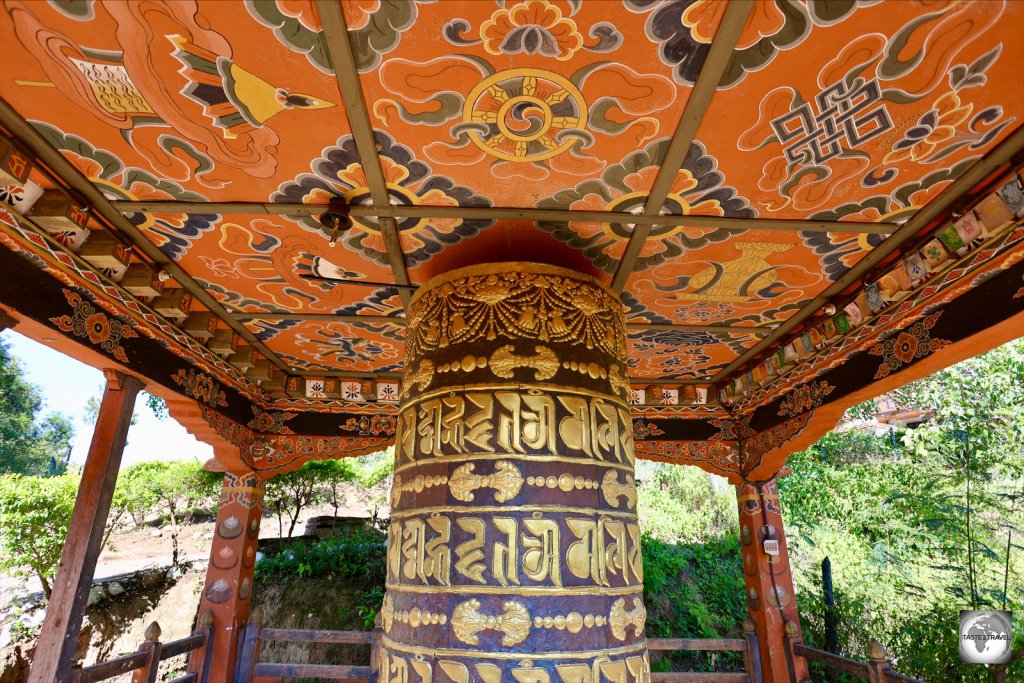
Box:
[381,264,648,683]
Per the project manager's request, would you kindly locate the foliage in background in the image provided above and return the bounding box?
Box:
[264,460,359,538]
[0,473,78,599]
[637,461,737,542]
[110,460,220,565]
[0,338,74,476]
[781,339,1024,682]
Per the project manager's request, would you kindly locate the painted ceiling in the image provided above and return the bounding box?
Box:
[1,0,1023,408]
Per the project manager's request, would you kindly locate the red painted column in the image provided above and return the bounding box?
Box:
[189,471,265,682]
[736,478,808,683]
[29,371,143,682]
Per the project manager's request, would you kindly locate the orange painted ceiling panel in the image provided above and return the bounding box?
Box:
[243,318,405,374]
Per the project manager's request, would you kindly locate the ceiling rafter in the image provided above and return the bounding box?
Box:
[610,1,754,292]
[0,98,294,380]
[315,0,411,308]
[711,124,1024,383]
[227,311,773,336]
[109,200,895,235]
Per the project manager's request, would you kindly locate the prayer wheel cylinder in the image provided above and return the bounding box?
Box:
[380,263,649,683]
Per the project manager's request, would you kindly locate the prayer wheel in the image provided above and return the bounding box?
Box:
[379,263,649,683]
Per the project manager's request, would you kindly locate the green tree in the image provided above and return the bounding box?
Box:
[305,459,357,518]
[0,338,75,475]
[121,460,219,565]
[0,473,78,599]
[265,462,331,538]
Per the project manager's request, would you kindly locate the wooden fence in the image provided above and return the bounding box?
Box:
[70,611,215,683]
[783,622,927,683]
[234,610,763,683]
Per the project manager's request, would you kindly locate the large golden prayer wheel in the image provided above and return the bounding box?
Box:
[379,263,649,683]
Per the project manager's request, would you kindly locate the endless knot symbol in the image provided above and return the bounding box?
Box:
[770,79,893,166]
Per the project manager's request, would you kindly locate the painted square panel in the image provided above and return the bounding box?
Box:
[628,329,761,381]
[243,319,405,374]
[691,0,1024,222]
[0,0,352,202]
[625,230,879,327]
[136,213,403,316]
[350,0,724,209]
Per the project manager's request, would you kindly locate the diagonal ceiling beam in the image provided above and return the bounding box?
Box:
[611,1,753,292]
[316,0,411,307]
[0,97,294,380]
[711,124,1024,383]
[110,200,896,235]
[231,312,406,325]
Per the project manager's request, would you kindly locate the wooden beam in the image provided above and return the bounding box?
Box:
[290,368,403,379]
[627,322,774,336]
[611,2,754,292]
[0,98,293,381]
[230,312,407,325]
[712,124,1024,382]
[315,0,411,307]
[0,308,16,332]
[28,371,143,683]
[108,200,895,235]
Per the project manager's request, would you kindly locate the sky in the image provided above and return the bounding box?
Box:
[1,330,212,468]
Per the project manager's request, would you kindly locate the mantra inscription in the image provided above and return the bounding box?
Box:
[378,264,649,683]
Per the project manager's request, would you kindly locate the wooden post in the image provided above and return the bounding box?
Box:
[189,472,265,683]
[866,639,890,683]
[233,607,263,683]
[742,617,764,683]
[131,622,164,683]
[29,370,143,683]
[736,478,809,683]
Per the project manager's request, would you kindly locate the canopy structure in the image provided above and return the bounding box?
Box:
[1,2,1023,681]
[1,0,1023,480]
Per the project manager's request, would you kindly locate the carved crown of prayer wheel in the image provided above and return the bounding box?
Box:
[380,263,649,683]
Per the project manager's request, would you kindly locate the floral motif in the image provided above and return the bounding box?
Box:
[884,92,974,164]
[342,415,397,436]
[272,132,493,266]
[537,139,753,273]
[632,438,740,475]
[740,412,813,474]
[172,368,228,407]
[777,380,835,418]
[480,0,584,61]
[293,327,401,373]
[247,405,297,434]
[50,289,137,363]
[632,420,665,440]
[869,312,951,379]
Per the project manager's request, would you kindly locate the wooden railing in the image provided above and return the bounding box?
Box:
[235,611,762,683]
[783,622,926,683]
[71,611,215,683]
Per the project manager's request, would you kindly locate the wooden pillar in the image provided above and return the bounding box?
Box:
[736,478,808,683]
[189,471,265,682]
[28,370,143,683]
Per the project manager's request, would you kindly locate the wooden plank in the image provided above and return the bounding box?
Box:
[611,1,754,292]
[315,0,411,307]
[28,371,143,683]
[230,312,407,326]
[793,644,869,677]
[74,652,149,682]
[651,674,749,683]
[712,124,1024,382]
[649,638,747,652]
[253,663,372,678]
[627,323,774,336]
[259,628,373,645]
[160,633,206,659]
[109,201,894,235]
